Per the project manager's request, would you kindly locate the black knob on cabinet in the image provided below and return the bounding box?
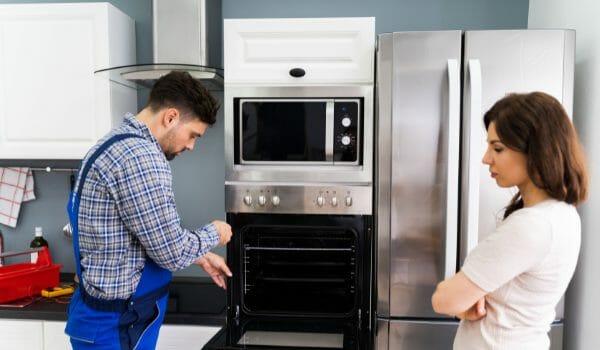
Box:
[289,67,306,77]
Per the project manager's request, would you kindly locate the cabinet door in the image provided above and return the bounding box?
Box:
[43,321,71,350]
[157,325,220,350]
[225,17,375,85]
[0,319,43,349]
[0,4,135,159]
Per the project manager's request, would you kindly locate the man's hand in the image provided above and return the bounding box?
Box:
[194,252,232,289]
[456,297,487,321]
[212,220,232,246]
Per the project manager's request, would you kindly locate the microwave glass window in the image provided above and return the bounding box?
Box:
[242,102,327,162]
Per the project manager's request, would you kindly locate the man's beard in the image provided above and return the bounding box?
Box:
[164,152,177,161]
[161,128,180,161]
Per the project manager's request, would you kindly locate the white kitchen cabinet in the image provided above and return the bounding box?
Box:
[43,320,70,350]
[0,3,137,159]
[0,319,44,349]
[224,17,375,85]
[157,324,220,350]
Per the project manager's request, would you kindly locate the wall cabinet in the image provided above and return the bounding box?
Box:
[0,3,137,159]
[224,17,375,85]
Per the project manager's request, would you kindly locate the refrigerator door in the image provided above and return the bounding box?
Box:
[460,29,575,261]
[376,31,462,318]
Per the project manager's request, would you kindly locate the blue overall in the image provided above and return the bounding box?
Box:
[65,134,173,350]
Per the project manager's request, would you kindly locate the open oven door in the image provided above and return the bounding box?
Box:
[203,213,374,350]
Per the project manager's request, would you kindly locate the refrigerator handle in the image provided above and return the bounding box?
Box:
[444,59,460,279]
[465,59,483,255]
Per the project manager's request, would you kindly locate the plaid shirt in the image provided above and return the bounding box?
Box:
[74,113,219,300]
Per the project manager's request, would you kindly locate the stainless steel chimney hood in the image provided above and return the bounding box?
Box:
[96,0,223,91]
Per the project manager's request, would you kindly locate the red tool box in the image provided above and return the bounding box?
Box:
[0,247,62,304]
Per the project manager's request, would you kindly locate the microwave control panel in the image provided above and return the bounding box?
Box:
[334,101,360,162]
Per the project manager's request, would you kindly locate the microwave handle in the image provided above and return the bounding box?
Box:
[325,101,334,162]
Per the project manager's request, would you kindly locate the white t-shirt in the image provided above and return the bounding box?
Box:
[454,199,581,350]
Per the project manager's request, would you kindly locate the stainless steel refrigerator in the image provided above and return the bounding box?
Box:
[375,30,575,349]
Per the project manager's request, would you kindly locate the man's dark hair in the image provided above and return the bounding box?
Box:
[146,71,220,125]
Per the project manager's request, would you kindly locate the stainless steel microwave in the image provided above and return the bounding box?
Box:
[234,98,362,165]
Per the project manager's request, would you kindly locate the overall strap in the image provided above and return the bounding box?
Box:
[75,133,143,199]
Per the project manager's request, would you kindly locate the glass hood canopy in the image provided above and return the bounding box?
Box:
[95,64,223,91]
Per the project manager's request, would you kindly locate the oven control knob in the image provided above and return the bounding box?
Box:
[271,195,280,206]
[331,196,338,207]
[258,195,266,206]
[341,117,352,127]
[341,135,352,146]
[243,195,253,206]
[317,195,325,207]
[345,196,353,207]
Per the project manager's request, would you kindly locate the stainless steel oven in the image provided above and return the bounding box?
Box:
[204,83,375,349]
[204,213,373,349]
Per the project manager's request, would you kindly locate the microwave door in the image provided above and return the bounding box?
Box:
[238,99,332,164]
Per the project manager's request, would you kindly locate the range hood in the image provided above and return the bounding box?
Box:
[97,0,223,91]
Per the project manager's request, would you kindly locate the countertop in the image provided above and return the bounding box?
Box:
[0,274,226,327]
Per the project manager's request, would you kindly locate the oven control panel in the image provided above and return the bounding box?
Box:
[226,183,372,215]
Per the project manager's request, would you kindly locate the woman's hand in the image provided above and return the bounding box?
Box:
[431,271,487,317]
[456,297,487,321]
[194,252,232,289]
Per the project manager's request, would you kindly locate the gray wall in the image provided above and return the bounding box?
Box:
[0,0,529,277]
[529,2,600,349]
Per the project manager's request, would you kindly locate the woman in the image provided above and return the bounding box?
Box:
[431,91,588,349]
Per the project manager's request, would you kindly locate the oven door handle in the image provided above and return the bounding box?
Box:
[325,100,335,162]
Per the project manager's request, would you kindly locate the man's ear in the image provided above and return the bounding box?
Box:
[162,108,180,128]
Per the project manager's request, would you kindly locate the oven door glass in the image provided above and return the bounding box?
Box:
[240,100,328,163]
[241,226,357,316]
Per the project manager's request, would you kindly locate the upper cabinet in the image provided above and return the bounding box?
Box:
[224,17,375,85]
[0,3,137,159]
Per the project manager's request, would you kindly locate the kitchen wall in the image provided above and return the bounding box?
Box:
[0,0,529,277]
[529,2,600,349]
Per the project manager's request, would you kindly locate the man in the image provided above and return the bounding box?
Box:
[65,71,232,349]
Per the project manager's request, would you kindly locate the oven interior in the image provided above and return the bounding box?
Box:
[241,225,358,316]
[213,213,373,350]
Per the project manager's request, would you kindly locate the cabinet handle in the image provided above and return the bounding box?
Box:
[289,67,306,77]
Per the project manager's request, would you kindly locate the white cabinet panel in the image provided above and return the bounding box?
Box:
[0,319,44,349]
[225,17,375,85]
[43,321,71,350]
[157,324,220,350]
[0,3,136,159]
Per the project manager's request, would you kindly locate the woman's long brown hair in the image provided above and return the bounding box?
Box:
[483,92,589,219]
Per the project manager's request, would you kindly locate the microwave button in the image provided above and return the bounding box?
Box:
[258,195,267,206]
[243,195,253,206]
[331,196,338,207]
[341,117,351,127]
[341,135,352,146]
[317,195,325,207]
[271,195,280,206]
[345,196,353,207]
